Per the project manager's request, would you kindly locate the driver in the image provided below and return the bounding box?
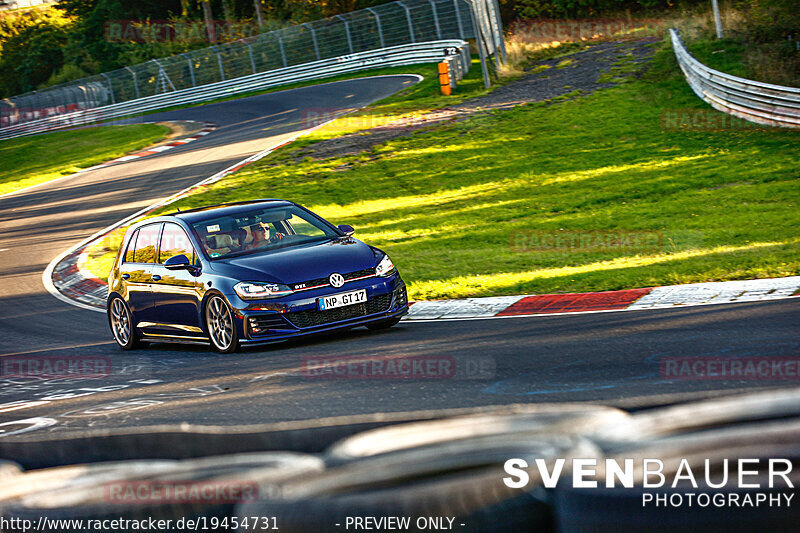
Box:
[245,222,284,250]
[246,222,270,250]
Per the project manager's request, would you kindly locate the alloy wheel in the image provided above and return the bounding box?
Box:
[110,298,130,346]
[206,296,235,352]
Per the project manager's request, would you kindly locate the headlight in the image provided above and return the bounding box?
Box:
[234,282,293,300]
[375,254,396,277]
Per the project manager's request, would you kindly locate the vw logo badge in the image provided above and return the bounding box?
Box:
[329,272,345,288]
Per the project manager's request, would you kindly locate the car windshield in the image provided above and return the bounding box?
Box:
[191,205,339,259]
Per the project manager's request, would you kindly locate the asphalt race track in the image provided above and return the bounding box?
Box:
[0,75,798,441]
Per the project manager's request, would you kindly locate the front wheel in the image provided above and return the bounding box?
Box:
[366,317,402,331]
[108,297,141,350]
[205,295,240,353]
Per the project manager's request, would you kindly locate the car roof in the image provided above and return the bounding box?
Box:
[165,199,294,223]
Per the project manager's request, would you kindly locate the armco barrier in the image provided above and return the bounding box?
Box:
[670,28,800,128]
[0,40,469,140]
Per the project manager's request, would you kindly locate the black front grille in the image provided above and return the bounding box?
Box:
[286,293,392,329]
[344,268,376,280]
[248,314,290,336]
[292,268,375,290]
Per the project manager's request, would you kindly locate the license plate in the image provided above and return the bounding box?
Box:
[318,289,367,310]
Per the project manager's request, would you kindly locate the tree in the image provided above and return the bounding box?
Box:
[201,0,215,42]
[253,0,265,27]
[0,9,71,96]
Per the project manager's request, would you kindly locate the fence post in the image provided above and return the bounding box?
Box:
[490,0,507,62]
[275,33,288,67]
[453,0,465,39]
[711,0,723,38]
[45,88,57,117]
[475,0,500,68]
[335,15,355,54]
[101,73,115,104]
[397,1,416,43]
[464,0,490,88]
[125,67,141,99]
[152,59,176,93]
[182,54,197,87]
[303,23,321,60]
[366,7,385,48]
[428,0,442,40]
[77,86,88,112]
[243,39,257,73]
[212,46,226,81]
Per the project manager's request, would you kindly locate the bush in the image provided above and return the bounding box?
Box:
[510,0,707,19]
[736,0,800,42]
[0,9,73,96]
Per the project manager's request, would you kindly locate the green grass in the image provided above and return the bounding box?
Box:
[0,124,170,196]
[283,58,493,151]
[82,56,498,276]
[89,39,800,299]
[685,38,749,78]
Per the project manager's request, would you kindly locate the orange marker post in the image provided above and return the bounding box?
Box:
[438,62,452,95]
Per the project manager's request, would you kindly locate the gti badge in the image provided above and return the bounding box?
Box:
[329,272,345,288]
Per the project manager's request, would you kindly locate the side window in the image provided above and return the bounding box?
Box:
[159,224,195,264]
[134,224,161,264]
[287,215,326,238]
[123,230,139,263]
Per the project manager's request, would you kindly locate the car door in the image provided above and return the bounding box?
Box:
[118,223,161,329]
[149,222,205,338]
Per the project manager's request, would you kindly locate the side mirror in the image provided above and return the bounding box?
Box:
[337,224,355,236]
[164,254,193,270]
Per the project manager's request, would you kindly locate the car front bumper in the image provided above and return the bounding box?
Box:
[227,273,408,345]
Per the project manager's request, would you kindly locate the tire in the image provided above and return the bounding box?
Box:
[326,404,630,463]
[107,296,140,350]
[366,317,401,330]
[590,388,800,454]
[237,436,598,533]
[1,453,323,532]
[0,460,21,480]
[205,294,240,353]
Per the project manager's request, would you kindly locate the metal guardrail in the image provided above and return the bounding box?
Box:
[0,0,503,136]
[0,40,470,140]
[670,28,800,128]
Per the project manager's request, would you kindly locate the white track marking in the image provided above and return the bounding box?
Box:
[406,295,526,320]
[628,277,800,310]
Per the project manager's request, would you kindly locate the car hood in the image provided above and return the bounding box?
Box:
[209,238,378,285]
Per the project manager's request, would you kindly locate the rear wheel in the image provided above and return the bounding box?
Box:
[366,316,402,331]
[205,295,239,353]
[108,297,140,350]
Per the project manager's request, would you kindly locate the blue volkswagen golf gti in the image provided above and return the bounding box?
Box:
[106,200,408,353]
